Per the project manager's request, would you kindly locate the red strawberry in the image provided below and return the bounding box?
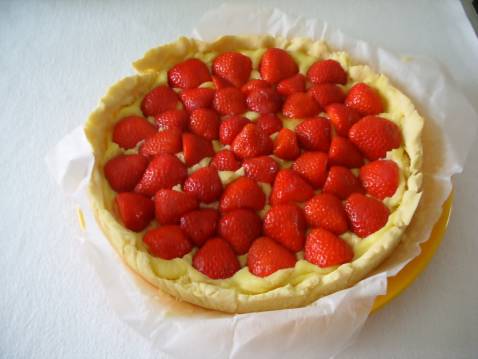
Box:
[359,159,399,200]
[192,238,240,279]
[231,123,273,159]
[134,154,187,196]
[179,88,215,113]
[210,150,241,171]
[247,237,296,277]
[323,166,364,200]
[180,208,219,246]
[259,48,298,84]
[212,75,232,90]
[143,225,192,259]
[154,189,198,224]
[140,128,182,157]
[270,169,314,205]
[213,87,247,115]
[183,166,223,203]
[263,203,306,252]
[291,151,328,188]
[349,116,402,160]
[304,228,353,268]
[256,113,283,135]
[309,84,345,108]
[273,128,300,160]
[304,193,348,234]
[282,92,320,118]
[218,209,262,254]
[241,79,271,95]
[325,103,361,137]
[328,136,364,168]
[104,154,148,192]
[219,176,265,212]
[188,108,220,140]
[307,59,347,85]
[277,74,306,97]
[141,86,179,117]
[243,156,279,184]
[345,83,383,115]
[115,192,155,232]
[212,52,252,88]
[219,115,250,145]
[112,116,157,149]
[155,109,188,131]
[295,117,331,151]
[167,58,211,89]
[246,87,282,114]
[182,132,215,166]
[344,193,390,237]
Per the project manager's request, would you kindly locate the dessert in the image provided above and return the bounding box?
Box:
[85,35,423,313]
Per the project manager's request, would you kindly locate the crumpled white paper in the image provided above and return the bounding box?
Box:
[46,4,477,359]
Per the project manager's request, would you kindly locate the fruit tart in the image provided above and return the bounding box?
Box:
[85,35,423,313]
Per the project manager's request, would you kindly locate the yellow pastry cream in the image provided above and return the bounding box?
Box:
[85,36,423,313]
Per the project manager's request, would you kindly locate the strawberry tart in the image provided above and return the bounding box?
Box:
[85,35,423,313]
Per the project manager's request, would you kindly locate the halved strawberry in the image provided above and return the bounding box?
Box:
[141,86,179,117]
[115,192,155,232]
[210,150,241,171]
[359,159,399,200]
[218,209,262,254]
[143,225,192,259]
[180,208,219,246]
[248,237,297,277]
[183,166,223,203]
[212,52,252,88]
[270,169,314,205]
[325,103,361,137]
[112,116,157,149]
[328,136,364,168]
[291,151,328,188]
[345,83,383,115]
[273,128,300,160]
[255,113,283,135]
[231,123,273,159]
[295,117,331,151]
[304,193,348,234]
[259,48,298,84]
[182,132,215,166]
[154,189,198,224]
[276,74,306,97]
[282,92,320,118]
[213,87,247,115]
[189,108,220,140]
[219,176,265,212]
[322,166,364,200]
[246,87,282,114]
[140,128,182,157]
[307,59,347,85]
[192,237,240,279]
[243,156,279,184]
[304,228,353,268]
[104,154,148,192]
[241,79,271,95]
[344,193,390,237]
[155,109,188,131]
[219,115,250,145]
[309,84,345,108]
[179,88,215,113]
[167,58,211,89]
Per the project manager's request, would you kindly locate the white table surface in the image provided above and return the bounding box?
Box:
[1,0,477,358]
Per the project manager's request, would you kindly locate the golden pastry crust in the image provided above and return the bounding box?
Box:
[85,35,423,313]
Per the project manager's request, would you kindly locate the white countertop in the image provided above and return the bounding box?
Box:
[1,0,477,358]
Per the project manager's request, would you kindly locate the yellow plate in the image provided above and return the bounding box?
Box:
[371,192,454,313]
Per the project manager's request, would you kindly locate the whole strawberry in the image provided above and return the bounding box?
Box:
[193,237,240,279]
[140,128,182,157]
[189,108,220,140]
[273,128,300,160]
[276,74,306,97]
[344,193,390,237]
[168,58,211,89]
[212,75,232,89]
[180,88,215,113]
[243,156,279,184]
[248,237,297,277]
[213,87,247,115]
[241,79,271,94]
[328,136,364,168]
[309,84,345,108]
[219,115,250,145]
[304,193,348,234]
[141,86,179,117]
[307,59,347,85]
[232,123,273,159]
[180,208,219,246]
[282,92,320,118]
[104,154,148,193]
[113,116,157,149]
[325,103,361,137]
[154,189,198,224]
[182,132,215,166]
[155,109,189,131]
[115,192,155,232]
[304,228,353,268]
[255,113,283,135]
[218,209,262,254]
[295,117,331,152]
[260,48,298,83]
[322,166,364,200]
[219,176,265,212]
[345,83,383,115]
[183,166,223,203]
[143,225,192,259]
[270,169,314,205]
[359,159,399,199]
[210,150,241,171]
[246,87,282,114]
[212,51,252,88]
[291,151,328,188]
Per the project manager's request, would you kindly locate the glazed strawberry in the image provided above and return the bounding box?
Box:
[259,48,298,84]
[167,58,211,89]
[218,209,262,254]
[179,88,215,113]
[246,87,282,114]
[212,75,232,90]
[115,192,155,232]
[325,103,361,137]
[212,51,252,88]
[307,59,347,85]
[141,86,179,117]
[112,116,157,149]
[247,237,296,277]
[134,154,187,196]
[154,189,198,224]
[328,136,364,168]
[219,176,265,212]
[192,238,240,279]
[282,92,320,118]
[309,84,345,108]
[359,160,399,200]
[323,166,364,200]
[291,151,328,188]
[182,132,215,166]
[183,166,223,203]
[213,87,247,115]
[295,117,331,151]
[344,193,390,237]
[263,203,306,252]
[155,109,188,131]
[231,123,273,159]
[241,79,270,95]
[189,108,220,140]
[349,116,402,160]
[210,150,241,171]
[180,208,219,246]
[219,115,250,145]
[273,128,300,160]
[243,156,279,184]
[140,128,182,157]
[256,113,283,135]
[304,193,348,234]
[104,154,148,192]
[276,73,306,97]
[345,83,383,115]
[143,226,192,259]
[270,169,314,205]
[304,228,353,268]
